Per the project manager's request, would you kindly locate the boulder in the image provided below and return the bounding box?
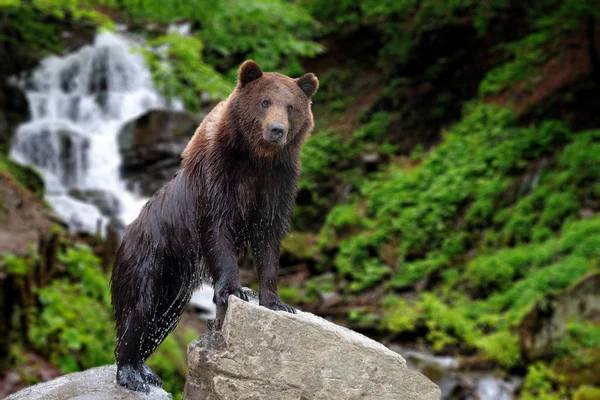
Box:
[5,365,172,400]
[0,83,29,149]
[519,272,600,360]
[118,109,200,196]
[67,188,126,232]
[184,290,441,400]
[68,188,121,218]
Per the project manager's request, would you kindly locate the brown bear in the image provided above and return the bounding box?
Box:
[110,60,318,392]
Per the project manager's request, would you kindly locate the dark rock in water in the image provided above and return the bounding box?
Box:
[118,109,200,196]
[520,272,600,360]
[5,364,172,400]
[61,23,96,53]
[0,83,29,149]
[67,188,127,233]
[68,188,121,218]
[88,47,110,94]
[185,288,441,400]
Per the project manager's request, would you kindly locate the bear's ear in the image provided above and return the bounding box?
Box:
[296,73,319,98]
[238,60,263,87]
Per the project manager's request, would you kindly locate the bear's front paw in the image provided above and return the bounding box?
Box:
[214,286,249,306]
[234,288,249,302]
[261,301,297,314]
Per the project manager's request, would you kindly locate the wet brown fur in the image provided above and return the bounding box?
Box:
[110,61,318,392]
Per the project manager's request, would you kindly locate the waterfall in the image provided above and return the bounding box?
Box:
[10,31,176,233]
[10,29,217,318]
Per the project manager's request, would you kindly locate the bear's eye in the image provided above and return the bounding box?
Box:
[261,99,270,108]
[287,105,294,113]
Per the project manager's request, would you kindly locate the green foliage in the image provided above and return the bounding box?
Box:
[573,386,600,400]
[380,296,419,333]
[119,0,323,73]
[0,0,113,53]
[279,286,302,304]
[521,362,568,400]
[30,279,114,372]
[0,252,30,275]
[140,34,230,109]
[311,99,599,369]
[479,0,600,95]
[302,0,509,70]
[334,232,390,292]
[322,105,597,295]
[28,245,113,372]
[475,331,521,368]
[554,321,600,361]
[299,131,347,193]
[388,253,450,289]
[294,131,348,230]
[348,112,396,156]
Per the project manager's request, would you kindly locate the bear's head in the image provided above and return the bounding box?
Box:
[230,60,318,156]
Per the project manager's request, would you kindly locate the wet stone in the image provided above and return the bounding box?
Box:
[184,288,441,400]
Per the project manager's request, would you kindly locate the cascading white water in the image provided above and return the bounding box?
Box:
[10,31,175,233]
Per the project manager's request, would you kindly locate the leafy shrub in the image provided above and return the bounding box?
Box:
[475,330,521,368]
[521,362,568,400]
[380,296,419,333]
[141,34,231,110]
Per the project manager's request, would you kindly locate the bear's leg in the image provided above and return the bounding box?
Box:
[202,225,248,306]
[115,289,190,391]
[136,280,194,386]
[251,237,296,314]
[114,310,150,393]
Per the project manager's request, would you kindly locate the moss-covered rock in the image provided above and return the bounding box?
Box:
[519,273,600,361]
[0,155,44,198]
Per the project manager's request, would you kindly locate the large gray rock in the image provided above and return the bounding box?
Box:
[6,365,172,400]
[118,109,200,196]
[184,293,441,400]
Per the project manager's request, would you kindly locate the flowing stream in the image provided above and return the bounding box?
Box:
[10,31,171,233]
[390,345,521,399]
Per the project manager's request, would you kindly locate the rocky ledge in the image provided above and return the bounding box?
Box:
[5,365,171,400]
[184,290,441,400]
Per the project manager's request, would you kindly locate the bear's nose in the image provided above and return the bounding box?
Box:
[268,124,286,142]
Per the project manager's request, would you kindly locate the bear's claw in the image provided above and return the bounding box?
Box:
[214,286,248,306]
[262,301,296,314]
